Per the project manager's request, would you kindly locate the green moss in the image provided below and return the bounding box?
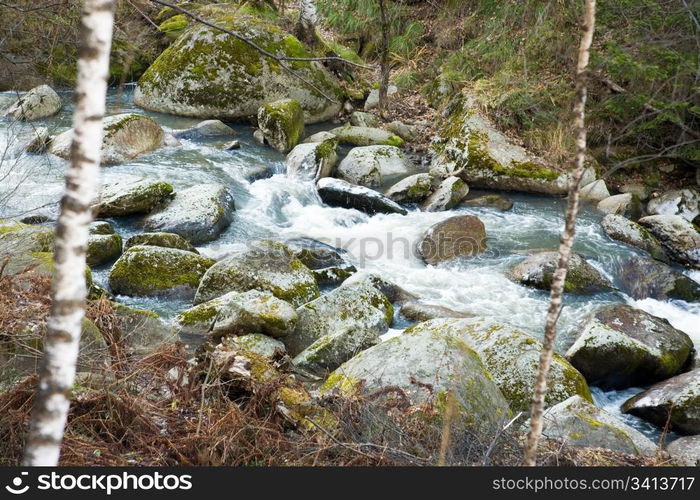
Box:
[320,371,360,393]
[314,138,338,162]
[385,134,405,147]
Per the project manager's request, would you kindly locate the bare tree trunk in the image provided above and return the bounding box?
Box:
[523,0,596,467]
[23,0,116,467]
[296,0,319,46]
[377,0,390,117]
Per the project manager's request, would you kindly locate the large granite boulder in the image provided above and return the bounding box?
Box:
[123,232,198,253]
[336,145,412,187]
[596,193,643,219]
[638,215,700,269]
[647,189,699,222]
[418,215,486,265]
[600,214,669,263]
[329,125,403,147]
[420,176,469,212]
[3,85,62,121]
[92,178,174,217]
[508,251,613,294]
[384,173,433,203]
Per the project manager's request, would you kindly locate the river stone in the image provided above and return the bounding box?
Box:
[284,238,356,284]
[418,215,487,265]
[86,233,122,266]
[92,178,174,217]
[108,245,215,298]
[88,221,114,235]
[420,176,469,212]
[666,436,700,466]
[536,396,657,456]
[565,304,693,389]
[3,85,62,121]
[384,173,433,203]
[302,131,337,143]
[124,232,198,253]
[385,121,416,142]
[618,257,700,301]
[328,125,403,147]
[600,214,669,263]
[257,99,305,153]
[336,145,412,187]
[219,334,286,360]
[619,183,649,201]
[398,301,472,322]
[134,15,342,123]
[341,272,417,303]
[430,95,568,195]
[113,303,176,355]
[364,85,397,111]
[316,178,408,215]
[289,280,393,374]
[622,369,700,435]
[647,189,699,222]
[142,184,235,244]
[596,193,643,219]
[321,326,511,431]
[408,317,591,411]
[285,138,338,181]
[460,194,513,211]
[580,180,610,202]
[171,119,236,140]
[508,251,613,294]
[638,215,700,269]
[49,113,165,165]
[349,111,380,128]
[195,240,319,307]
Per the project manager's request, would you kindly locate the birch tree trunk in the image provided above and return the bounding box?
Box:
[23,0,116,467]
[523,0,596,467]
[296,0,319,46]
[377,0,390,117]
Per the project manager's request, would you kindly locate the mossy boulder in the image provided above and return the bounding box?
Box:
[0,219,30,236]
[142,184,235,244]
[86,233,122,266]
[219,333,286,360]
[596,193,643,220]
[601,214,670,263]
[384,173,433,203]
[647,189,699,222]
[316,178,408,215]
[622,368,700,435]
[408,317,591,412]
[108,245,214,298]
[285,237,356,285]
[302,131,336,143]
[420,176,469,212]
[618,257,700,301]
[460,194,513,211]
[257,98,305,153]
[329,125,404,147]
[285,138,338,181]
[112,303,176,355]
[638,215,700,269]
[533,396,657,456]
[507,251,613,294]
[92,178,174,217]
[195,240,319,307]
[3,84,61,121]
[174,294,228,337]
[398,300,472,322]
[88,221,115,235]
[288,280,394,374]
[566,305,693,389]
[418,215,487,265]
[124,232,198,253]
[336,145,412,187]
[49,113,165,165]
[134,14,342,123]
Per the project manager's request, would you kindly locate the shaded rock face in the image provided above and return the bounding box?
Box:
[134,16,342,124]
[142,184,235,244]
[89,221,115,235]
[108,245,215,298]
[579,180,610,202]
[316,178,408,215]
[408,318,591,412]
[666,436,700,466]
[398,301,472,322]
[285,139,338,181]
[257,98,305,153]
[285,237,356,285]
[565,305,693,389]
[86,233,122,266]
[124,232,198,253]
[92,178,174,218]
[508,251,613,294]
[617,257,700,301]
[638,215,700,269]
[50,113,165,165]
[460,194,513,211]
[596,193,643,220]
[321,327,511,432]
[600,214,669,263]
[536,396,657,456]
[418,215,487,265]
[420,176,469,212]
[384,173,433,203]
[622,369,700,435]
[336,145,412,187]
[112,303,176,356]
[195,240,319,307]
[647,189,699,222]
[3,85,62,121]
[328,125,404,147]
[171,119,235,140]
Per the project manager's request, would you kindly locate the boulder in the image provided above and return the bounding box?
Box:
[134,15,342,123]
[341,272,417,303]
[420,176,469,212]
[92,178,174,217]
[302,131,336,143]
[364,85,397,111]
[647,189,699,222]
[336,145,412,186]
[580,180,610,202]
[536,396,657,456]
[285,138,338,181]
[328,125,403,147]
[666,436,700,466]
[108,245,215,298]
[142,184,235,244]
[112,303,176,355]
[600,214,669,263]
[219,334,286,360]
[418,215,486,265]
[596,193,643,219]
[622,369,700,435]
[618,257,700,301]
[171,119,236,140]
[195,240,319,307]
[384,173,433,203]
[619,183,649,201]
[316,178,408,215]
[3,85,62,121]
[124,232,198,253]
[408,318,591,411]
[50,113,165,165]
[349,111,379,128]
[88,221,115,235]
[257,98,305,153]
[398,301,472,322]
[285,237,356,284]
[508,251,613,294]
[460,194,513,211]
[565,305,693,389]
[638,215,700,269]
[385,120,416,142]
[86,233,122,266]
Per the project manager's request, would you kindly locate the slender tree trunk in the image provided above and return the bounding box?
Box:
[23,0,115,466]
[523,0,596,467]
[296,0,319,46]
[377,0,390,117]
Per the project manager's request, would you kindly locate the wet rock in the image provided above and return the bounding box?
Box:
[666,436,700,466]
[87,233,122,266]
[88,221,115,235]
[418,215,487,265]
[508,251,613,294]
[341,272,417,303]
[162,133,181,147]
[398,301,472,322]
[285,138,338,181]
[638,215,700,269]
[647,189,699,222]
[171,119,236,140]
[384,173,433,203]
[618,257,700,301]
[285,237,356,284]
[336,145,412,186]
[420,176,469,212]
[257,98,305,153]
[329,125,403,147]
[92,178,174,217]
[220,140,240,150]
[349,111,380,128]
[219,334,286,360]
[460,194,513,211]
[596,193,643,219]
[600,214,669,263]
[316,178,408,215]
[124,232,198,253]
[3,85,62,121]
[580,180,610,202]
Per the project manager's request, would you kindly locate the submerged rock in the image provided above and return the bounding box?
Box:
[336,145,412,187]
[4,85,62,121]
[617,257,700,301]
[329,125,403,147]
[171,119,236,140]
[600,214,669,263]
[596,193,643,219]
[210,290,298,341]
[418,215,487,265]
[285,138,338,181]
[420,176,469,212]
[92,178,174,217]
[565,304,693,389]
[86,233,122,266]
[460,194,513,211]
[142,184,235,244]
[508,251,613,294]
[647,189,699,222]
[384,173,433,203]
[638,215,700,269]
[257,99,305,153]
[316,178,408,215]
[124,232,198,253]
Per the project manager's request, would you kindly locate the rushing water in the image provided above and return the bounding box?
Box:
[2,85,698,441]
